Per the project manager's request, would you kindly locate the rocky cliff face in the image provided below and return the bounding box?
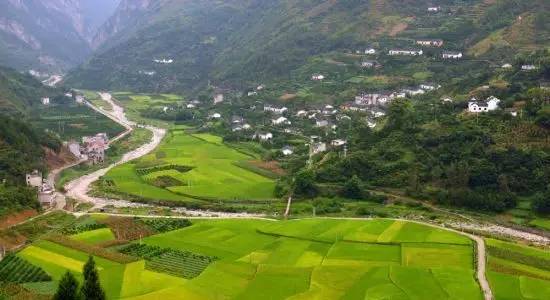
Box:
[91,0,153,50]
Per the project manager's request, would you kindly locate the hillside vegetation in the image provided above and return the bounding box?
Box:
[66,0,550,92]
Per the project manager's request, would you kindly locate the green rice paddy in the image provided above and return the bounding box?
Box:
[485,238,550,300]
[102,131,276,202]
[70,228,115,245]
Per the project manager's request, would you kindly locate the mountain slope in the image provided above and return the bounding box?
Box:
[0,0,120,72]
[0,66,54,115]
[66,0,550,92]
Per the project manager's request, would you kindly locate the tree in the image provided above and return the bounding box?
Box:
[342,175,363,199]
[81,256,106,300]
[532,190,550,215]
[54,271,79,300]
[293,170,318,198]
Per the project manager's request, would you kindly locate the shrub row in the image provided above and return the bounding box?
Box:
[119,243,216,279]
[136,164,193,176]
[138,218,191,233]
[0,255,51,283]
[45,234,139,264]
[487,245,550,271]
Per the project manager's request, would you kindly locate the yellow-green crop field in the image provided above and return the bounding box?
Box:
[103,131,276,202]
[12,218,550,299]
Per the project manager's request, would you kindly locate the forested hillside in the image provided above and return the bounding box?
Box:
[66,0,550,92]
[0,67,53,115]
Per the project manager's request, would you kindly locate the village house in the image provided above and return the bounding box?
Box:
[312,142,327,155]
[68,141,82,158]
[315,119,330,128]
[247,91,257,97]
[341,103,367,112]
[209,113,222,119]
[153,58,174,64]
[232,124,243,132]
[26,170,43,188]
[322,105,337,116]
[505,108,518,117]
[282,146,294,156]
[365,47,376,55]
[442,51,463,59]
[416,39,444,47]
[264,105,288,114]
[355,92,394,106]
[361,60,380,68]
[521,65,537,71]
[420,83,441,91]
[82,134,108,165]
[468,96,501,113]
[388,49,423,56]
[75,95,84,104]
[441,96,453,103]
[213,94,224,104]
[232,116,244,124]
[272,116,291,126]
[403,87,426,96]
[186,103,196,109]
[311,74,325,81]
[255,132,273,141]
[257,84,265,91]
[331,139,347,147]
[41,97,50,105]
[428,6,441,12]
[38,184,56,208]
[501,63,513,69]
[296,110,308,117]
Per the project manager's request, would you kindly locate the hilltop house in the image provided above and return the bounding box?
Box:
[264,105,288,114]
[416,39,444,47]
[442,52,463,59]
[388,49,423,56]
[41,97,50,105]
[468,96,501,113]
[311,74,325,81]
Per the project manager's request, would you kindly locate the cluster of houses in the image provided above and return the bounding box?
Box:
[67,133,109,165]
[153,58,174,64]
[467,96,501,113]
[25,170,56,208]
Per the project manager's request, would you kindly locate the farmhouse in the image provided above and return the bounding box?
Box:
[272,116,291,125]
[38,183,56,208]
[264,105,288,114]
[209,113,222,119]
[232,116,244,124]
[153,58,174,64]
[213,94,224,104]
[428,6,441,12]
[186,103,196,109]
[365,47,376,55]
[521,65,537,71]
[441,96,453,103]
[312,142,327,154]
[247,91,257,97]
[282,146,294,156]
[420,83,441,91]
[322,105,338,115]
[311,74,325,81]
[442,51,463,59]
[403,87,426,96]
[315,119,330,128]
[257,84,265,91]
[41,97,50,105]
[26,170,43,188]
[502,63,513,69]
[355,92,394,106]
[388,49,423,56]
[361,60,380,68]
[255,132,273,141]
[468,96,501,113]
[331,139,347,147]
[296,110,308,117]
[75,95,84,103]
[416,39,444,47]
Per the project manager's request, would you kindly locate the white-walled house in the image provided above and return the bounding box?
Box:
[264,105,288,114]
[501,63,513,69]
[316,119,329,128]
[420,83,441,91]
[416,39,444,47]
[282,146,294,156]
[365,48,376,55]
[209,113,222,119]
[428,6,441,12]
[468,96,501,113]
[312,142,327,154]
[442,52,463,59]
[41,97,50,105]
[312,74,325,81]
[331,139,347,147]
[213,94,224,104]
[26,170,43,188]
[521,65,537,71]
[255,132,273,141]
[272,116,291,125]
[388,49,423,56]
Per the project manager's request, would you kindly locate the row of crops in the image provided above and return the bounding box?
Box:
[136,164,193,176]
[119,244,217,279]
[487,245,550,271]
[0,255,51,283]
[138,218,191,233]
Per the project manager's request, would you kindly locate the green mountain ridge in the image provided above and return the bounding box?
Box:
[66,0,550,93]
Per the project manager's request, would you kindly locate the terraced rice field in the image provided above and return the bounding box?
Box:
[103,131,276,202]
[71,228,116,245]
[485,238,550,300]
